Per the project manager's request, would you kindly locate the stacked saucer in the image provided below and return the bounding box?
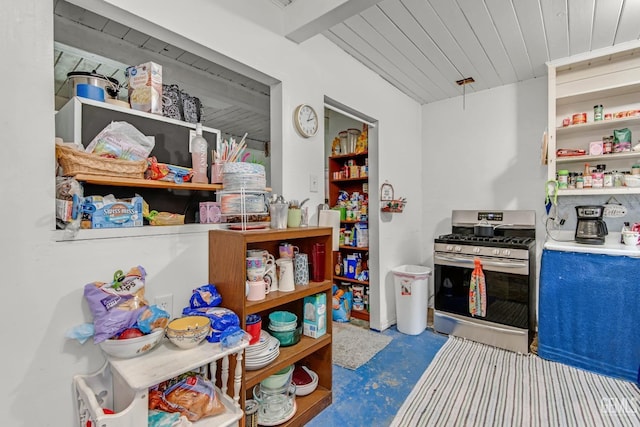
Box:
[245,330,280,371]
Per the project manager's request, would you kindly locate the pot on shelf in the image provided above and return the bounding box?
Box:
[67,70,120,100]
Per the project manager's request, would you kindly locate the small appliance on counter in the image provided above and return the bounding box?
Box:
[575,205,608,245]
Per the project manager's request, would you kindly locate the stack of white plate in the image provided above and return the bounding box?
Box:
[223,173,266,191]
[245,330,280,371]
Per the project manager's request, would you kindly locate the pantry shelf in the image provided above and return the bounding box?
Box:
[333,275,369,285]
[555,151,640,164]
[556,115,640,136]
[74,174,223,191]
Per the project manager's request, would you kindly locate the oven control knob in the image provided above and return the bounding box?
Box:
[492,249,500,255]
[454,246,462,252]
[473,247,480,253]
[503,249,511,256]
[446,245,453,251]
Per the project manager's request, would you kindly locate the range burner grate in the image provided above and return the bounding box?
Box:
[437,234,535,248]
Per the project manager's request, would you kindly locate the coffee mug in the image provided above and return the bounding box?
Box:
[276,258,295,292]
[264,263,278,292]
[247,249,273,262]
[279,243,299,259]
[622,231,639,246]
[247,279,270,301]
[294,253,309,286]
[246,256,266,281]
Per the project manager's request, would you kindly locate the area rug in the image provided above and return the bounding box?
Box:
[391,336,640,427]
[332,322,392,370]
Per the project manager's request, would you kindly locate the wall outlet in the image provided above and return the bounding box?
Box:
[310,174,318,192]
[154,294,173,317]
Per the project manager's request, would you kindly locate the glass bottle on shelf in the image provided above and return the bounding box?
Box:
[335,253,343,276]
[190,122,208,183]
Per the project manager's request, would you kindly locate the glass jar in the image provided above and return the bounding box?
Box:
[576,174,584,189]
[613,171,624,187]
[604,172,613,187]
[632,164,640,175]
[594,104,603,121]
[568,172,576,189]
[557,169,569,189]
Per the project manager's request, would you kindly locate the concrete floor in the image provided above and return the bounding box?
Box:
[306,322,447,427]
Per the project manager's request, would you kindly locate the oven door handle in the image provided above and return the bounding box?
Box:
[434,254,527,269]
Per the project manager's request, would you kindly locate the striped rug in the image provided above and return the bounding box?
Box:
[391,337,640,427]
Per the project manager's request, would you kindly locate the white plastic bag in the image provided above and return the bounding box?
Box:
[86,121,155,161]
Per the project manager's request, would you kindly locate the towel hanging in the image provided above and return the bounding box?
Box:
[469,258,486,317]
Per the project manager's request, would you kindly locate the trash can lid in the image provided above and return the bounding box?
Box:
[391,265,432,279]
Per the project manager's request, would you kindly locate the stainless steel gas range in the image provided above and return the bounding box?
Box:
[433,210,536,354]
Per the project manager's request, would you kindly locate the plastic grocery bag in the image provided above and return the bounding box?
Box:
[86,121,155,161]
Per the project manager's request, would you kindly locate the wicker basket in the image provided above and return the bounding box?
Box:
[56,144,147,179]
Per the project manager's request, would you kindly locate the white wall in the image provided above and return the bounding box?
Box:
[421,77,549,305]
[1,1,422,424]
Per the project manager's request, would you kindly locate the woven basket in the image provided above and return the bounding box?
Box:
[56,144,147,179]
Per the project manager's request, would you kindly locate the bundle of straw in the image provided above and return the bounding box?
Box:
[213,132,249,164]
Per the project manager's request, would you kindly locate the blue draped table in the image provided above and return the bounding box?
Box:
[538,248,640,382]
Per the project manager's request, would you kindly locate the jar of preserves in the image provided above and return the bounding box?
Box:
[594,105,603,121]
[557,169,569,189]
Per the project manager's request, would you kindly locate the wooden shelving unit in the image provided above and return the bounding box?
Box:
[328,150,370,322]
[547,45,640,196]
[209,227,333,426]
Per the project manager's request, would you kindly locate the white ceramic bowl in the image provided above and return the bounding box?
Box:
[294,367,318,396]
[99,328,164,359]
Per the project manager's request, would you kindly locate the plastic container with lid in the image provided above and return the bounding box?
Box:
[632,165,640,175]
[557,170,569,189]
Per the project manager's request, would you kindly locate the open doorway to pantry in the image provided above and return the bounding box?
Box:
[323,97,379,330]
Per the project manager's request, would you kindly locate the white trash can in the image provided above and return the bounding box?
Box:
[392,265,432,335]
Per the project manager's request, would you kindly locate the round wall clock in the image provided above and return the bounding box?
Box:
[294,104,319,138]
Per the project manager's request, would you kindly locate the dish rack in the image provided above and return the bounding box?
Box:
[73,339,247,427]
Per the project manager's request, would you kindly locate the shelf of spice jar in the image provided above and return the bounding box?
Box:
[556,151,640,164]
[556,114,640,136]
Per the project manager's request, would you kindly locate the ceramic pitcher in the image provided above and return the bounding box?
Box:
[276,258,295,292]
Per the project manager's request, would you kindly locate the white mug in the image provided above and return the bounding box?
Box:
[247,279,270,301]
[264,262,278,292]
[276,258,295,292]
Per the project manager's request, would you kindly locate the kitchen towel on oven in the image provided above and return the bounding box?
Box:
[469,258,486,317]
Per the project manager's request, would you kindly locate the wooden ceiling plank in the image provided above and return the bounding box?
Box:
[102,20,129,39]
[360,6,453,99]
[344,14,441,100]
[142,36,170,54]
[512,0,549,77]
[566,0,594,56]
[615,0,640,43]
[591,0,624,49]
[427,0,504,88]
[484,0,534,81]
[456,0,518,84]
[324,26,431,103]
[539,0,569,60]
[379,1,465,95]
[402,0,489,93]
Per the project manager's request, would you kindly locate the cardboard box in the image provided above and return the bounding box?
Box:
[303,293,326,338]
[126,62,162,115]
[84,196,144,229]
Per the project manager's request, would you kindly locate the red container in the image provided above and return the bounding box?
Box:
[311,243,326,282]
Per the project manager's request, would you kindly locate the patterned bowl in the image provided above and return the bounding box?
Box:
[166,316,211,349]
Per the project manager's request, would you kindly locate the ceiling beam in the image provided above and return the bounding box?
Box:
[285,0,382,43]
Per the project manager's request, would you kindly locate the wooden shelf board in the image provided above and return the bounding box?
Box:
[555,151,640,164]
[333,275,369,285]
[280,387,332,427]
[339,245,368,251]
[74,174,223,191]
[246,280,332,314]
[330,177,368,183]
[74,173,272,192]
[556,115,640,136]
[350,310,370,321]
[340,220,367,224]
[329,151,368,160]
[245,334,332,388]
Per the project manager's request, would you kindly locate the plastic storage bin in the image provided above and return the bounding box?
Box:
[392,265,432,335]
